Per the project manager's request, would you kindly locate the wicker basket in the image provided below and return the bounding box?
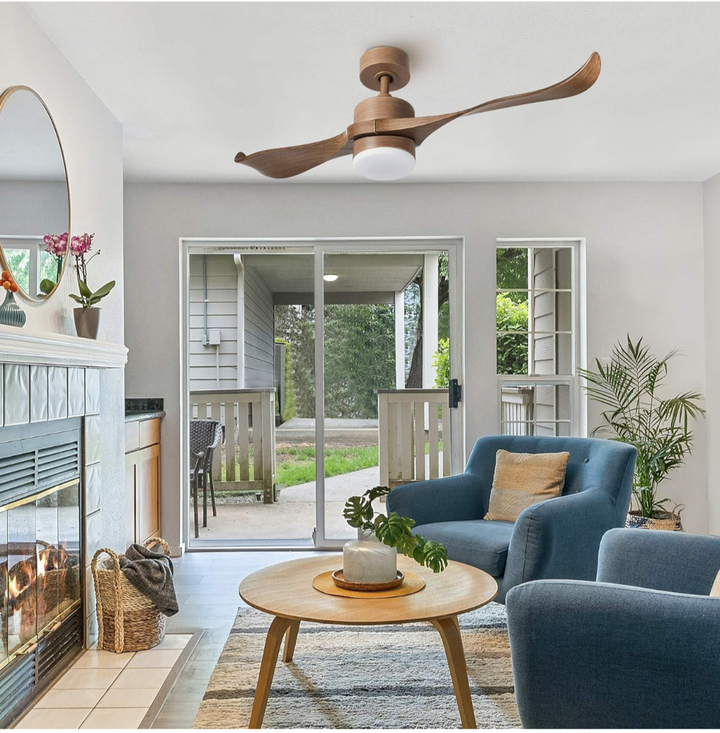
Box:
[91,538,171,653]
[626,506,684,531]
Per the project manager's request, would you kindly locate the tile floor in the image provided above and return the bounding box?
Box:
[16,634,193,729]
[153,549,313,729]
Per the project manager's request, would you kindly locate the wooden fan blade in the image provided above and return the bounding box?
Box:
[376,52,601,145]
[234,131,352,179]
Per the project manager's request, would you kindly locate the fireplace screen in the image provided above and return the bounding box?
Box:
[0,480,81,665]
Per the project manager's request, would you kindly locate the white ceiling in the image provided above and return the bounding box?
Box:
[26,2,720,184]
[244,253,422,293]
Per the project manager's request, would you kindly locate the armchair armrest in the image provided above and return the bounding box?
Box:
[386,473,486,527]
[598,527,720,595]
[506,579,720,728]
[503,489,618,588]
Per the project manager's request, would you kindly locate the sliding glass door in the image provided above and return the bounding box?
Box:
[184,238,463,549]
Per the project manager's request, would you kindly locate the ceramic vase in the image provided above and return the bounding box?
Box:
[74,307,100,339]
[0,291,26,328]
[342,528,397,584]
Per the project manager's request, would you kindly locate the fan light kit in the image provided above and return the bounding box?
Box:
[235,46,601,181]
[323,273,339,282]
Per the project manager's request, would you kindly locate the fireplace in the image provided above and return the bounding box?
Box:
[0,419,83,725]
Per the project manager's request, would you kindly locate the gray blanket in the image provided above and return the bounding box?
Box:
[119,544,179,616]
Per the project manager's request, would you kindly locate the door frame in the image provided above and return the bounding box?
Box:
[179,236,465,550]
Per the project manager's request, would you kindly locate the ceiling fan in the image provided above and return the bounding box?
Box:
[234,47,601,181]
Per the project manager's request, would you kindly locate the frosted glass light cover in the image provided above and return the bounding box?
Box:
[353,146,415,181]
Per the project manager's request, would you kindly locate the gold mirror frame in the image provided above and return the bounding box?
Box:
[0,85,70,303]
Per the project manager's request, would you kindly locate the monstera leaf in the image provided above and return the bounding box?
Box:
[342,487,448,573]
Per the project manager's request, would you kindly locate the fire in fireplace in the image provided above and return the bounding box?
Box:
[1,481,81,663]
[0,419,83,725]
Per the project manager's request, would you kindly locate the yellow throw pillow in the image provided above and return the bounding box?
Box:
[711,570,720,597]
[485,449,570,522]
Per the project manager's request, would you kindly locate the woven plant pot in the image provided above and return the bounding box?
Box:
[92,538,171,653]
[626,509,684,531]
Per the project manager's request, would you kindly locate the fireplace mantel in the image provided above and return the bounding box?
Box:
[0,326,127,368]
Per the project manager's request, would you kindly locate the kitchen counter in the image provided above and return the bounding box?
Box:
[125,397,164,422]
[125,410,166,422]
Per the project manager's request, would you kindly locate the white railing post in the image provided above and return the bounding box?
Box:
[190,388,276,504]
[377,389,449,488]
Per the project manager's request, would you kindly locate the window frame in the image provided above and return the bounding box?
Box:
[495,238,587,438]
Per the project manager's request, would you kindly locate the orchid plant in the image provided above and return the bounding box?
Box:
[68,233,115,309]
[40,232,67,295]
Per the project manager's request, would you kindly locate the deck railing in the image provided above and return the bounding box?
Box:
[500,385,535,435]
[378,389,449,488]
[190,388,276,503]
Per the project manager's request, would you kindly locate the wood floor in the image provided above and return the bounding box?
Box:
[153,550,314,729]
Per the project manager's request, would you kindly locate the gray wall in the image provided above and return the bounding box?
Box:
[243,265,274,389]
[124,181,707,549]
[189,254,238,390]
[187,255,275,390]
[1,6,125,553]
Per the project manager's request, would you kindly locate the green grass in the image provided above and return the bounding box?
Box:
[278,446,378,488]
[221,445,379,488]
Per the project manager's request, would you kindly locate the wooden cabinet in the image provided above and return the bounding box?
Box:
[125,417,162,545]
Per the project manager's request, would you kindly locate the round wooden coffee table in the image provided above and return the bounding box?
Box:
[239,554,498,729]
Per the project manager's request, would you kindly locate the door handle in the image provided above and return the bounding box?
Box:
[449,379,462,409]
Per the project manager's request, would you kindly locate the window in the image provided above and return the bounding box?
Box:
[1,237,58,296]
[496,240,585,437]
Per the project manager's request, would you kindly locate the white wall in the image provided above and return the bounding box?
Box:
[1,5,126,551]
[124,181,707,549]
[704,172,720,535]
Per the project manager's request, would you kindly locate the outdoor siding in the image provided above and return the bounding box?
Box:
[189,254,239,390]
[532,248,557,435]
[244,265,274,388]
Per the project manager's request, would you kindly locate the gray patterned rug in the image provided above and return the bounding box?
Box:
[193,604,519,729]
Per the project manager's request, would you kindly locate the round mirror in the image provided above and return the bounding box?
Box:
[0,86,70,301]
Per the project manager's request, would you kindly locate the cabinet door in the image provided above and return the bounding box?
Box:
[136,444,161,543]
[125,454,137,547]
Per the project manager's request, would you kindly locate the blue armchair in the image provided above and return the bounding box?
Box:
[386,436,636,602]
[506,529,720,728]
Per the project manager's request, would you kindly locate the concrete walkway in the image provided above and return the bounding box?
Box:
[194,466,380,542]
[277,417,377,446]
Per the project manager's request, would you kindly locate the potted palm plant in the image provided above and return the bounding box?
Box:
[579,336,705,530]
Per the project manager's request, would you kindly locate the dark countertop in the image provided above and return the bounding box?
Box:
[125,410,166,422]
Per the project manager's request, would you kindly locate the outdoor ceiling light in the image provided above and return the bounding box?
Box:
[323,273,339,282]
[352,137,416,181]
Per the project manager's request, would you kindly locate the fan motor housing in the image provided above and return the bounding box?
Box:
[353,95,414,124]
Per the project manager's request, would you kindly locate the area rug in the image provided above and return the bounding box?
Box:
[193,604,519,729]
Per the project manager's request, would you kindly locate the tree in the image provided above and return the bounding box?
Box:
[275,304,315,417]
[275,302,396,420]
[406,254,449,388]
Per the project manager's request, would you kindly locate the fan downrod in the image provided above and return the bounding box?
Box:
[359,46,411,92]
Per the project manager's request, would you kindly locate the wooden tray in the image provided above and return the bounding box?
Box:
[312,569,425,599]
[332,569,404,592]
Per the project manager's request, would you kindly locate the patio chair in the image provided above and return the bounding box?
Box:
[190,419,220,538]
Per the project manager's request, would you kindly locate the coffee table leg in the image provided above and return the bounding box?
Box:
[250,615,293,728]
[282,620,300,662]
[431,615,477,729]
